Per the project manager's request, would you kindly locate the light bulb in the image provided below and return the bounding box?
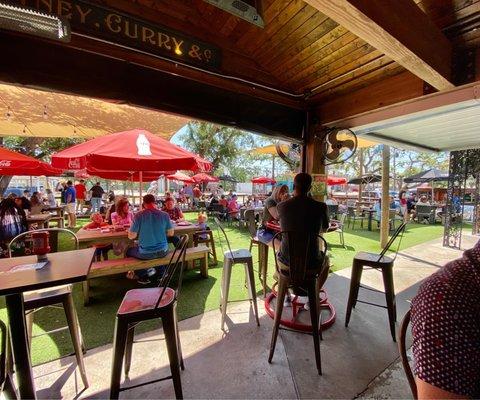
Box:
[5,106,11,121]
[22,125,26,134]
[43,105,48,119]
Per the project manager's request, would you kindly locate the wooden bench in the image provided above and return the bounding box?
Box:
[82,245,209,305]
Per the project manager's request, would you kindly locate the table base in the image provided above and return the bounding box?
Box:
[264,284,336,332]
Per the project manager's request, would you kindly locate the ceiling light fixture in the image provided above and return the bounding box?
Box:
[0,2,70,42]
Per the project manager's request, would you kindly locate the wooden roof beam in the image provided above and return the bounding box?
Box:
[304,0,455,91]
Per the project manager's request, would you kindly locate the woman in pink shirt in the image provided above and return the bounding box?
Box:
[111,197,134,227]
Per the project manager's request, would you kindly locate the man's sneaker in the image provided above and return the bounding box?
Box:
[283,294,292,307]
[137,277,151,285]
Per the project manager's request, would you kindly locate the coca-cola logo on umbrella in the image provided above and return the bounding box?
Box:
[0,160,12,167]
[68,158,81,169]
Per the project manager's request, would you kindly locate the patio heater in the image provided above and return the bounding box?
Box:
[0,2,70,42]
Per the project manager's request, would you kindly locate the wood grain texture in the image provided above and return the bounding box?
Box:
[304,0,454,90]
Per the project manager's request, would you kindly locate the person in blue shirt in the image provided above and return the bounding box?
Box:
[64,180,77,228]
[126,194,176,284]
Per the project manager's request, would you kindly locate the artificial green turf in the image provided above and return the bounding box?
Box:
[0,215,447,365]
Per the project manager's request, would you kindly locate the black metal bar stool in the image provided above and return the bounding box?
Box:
[7,228,88,389]
[110,235,188,399]
[268,231,329,375]
[345,223,407,341]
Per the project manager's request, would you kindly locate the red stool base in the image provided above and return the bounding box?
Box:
[264,283,336,332]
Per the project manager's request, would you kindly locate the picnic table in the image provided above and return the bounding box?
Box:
[26,213,51,229]
[0,248,95,399]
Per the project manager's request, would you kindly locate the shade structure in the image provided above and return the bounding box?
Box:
[192,173,219,183]
[327,176,347,185]
[348,174,383,185]
[51,129,212,172]
[403,168,449,183]
[217,174,238,183]
[166,172,195,184]
[252,176,276,184]
[0,147,62,176]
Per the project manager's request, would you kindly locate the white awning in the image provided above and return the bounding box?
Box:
[0,83,190,139]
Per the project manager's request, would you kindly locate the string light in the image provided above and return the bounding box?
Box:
[5,106,11,121]
[73,125,77,135]
[22,124,26,134]
[43,104,48,119]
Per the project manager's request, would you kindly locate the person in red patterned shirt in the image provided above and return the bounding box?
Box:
[410,239,480,399]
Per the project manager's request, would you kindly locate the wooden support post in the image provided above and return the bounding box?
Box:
[380,145,391,248]
[358,148,364,206]
[305,124,326,202]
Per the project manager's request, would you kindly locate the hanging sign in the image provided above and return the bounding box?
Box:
[16,0,221,68]
[311,174,327,199]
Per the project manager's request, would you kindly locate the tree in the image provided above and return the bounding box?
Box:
[0,136,84,195]
[179,121,257,172]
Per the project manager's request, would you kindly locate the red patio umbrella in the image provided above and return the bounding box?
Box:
[192,173,219,183]
[327,176,347,186]
[0,147,62,176]
[51,129,212,172]
[251,176,276,184]
[166,172,195,184]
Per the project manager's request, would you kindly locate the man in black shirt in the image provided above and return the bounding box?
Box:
[89,182,104,213]
[277,173,329,307]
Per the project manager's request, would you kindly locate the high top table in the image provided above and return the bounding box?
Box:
[0,248,95,399]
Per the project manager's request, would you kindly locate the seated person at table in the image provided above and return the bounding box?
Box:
[0,198,28,258]
[252,196,263,208]
[389,195,399,211]
[277,173,329,309]
[162,197,185,223]
[45,188,57,207]
[30,192,45,215]
[111,197,134,227]
[257,184,289,244]
[227,194,240,220]
[126,194,176,284]
[196,212,209,240]
[325,193,337,205]
[207,194,219,211]
[83,213,113,261]
[410,239,480,399]
[416,195,430,206]
[218,195,228,208]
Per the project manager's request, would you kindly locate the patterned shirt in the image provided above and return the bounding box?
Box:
[410,240,480,397]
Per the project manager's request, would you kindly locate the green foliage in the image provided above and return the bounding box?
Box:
[2,136,84,160]
[180,121,255,171]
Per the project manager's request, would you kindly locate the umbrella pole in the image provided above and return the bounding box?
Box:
[431,181,434,203]
[139,171,143,200]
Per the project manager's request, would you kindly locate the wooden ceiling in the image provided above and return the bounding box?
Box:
[2,0,480,138]
[120,0,480,102]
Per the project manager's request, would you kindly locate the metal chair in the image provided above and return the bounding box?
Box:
[415,205,435,224]
[7,228,88,388]
[268,231,329,375]
[327,204,338,220]
[244,209,268,295]
[193,228,218,265]
[326,213,346,248]
[345,222,407,341]
[398,310,417,399]
[346,206,366,229]
[110,235,189,399]
[0,320,17,399]
[214,217,260,331]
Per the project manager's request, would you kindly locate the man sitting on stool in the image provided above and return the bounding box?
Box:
[277,173,329,309]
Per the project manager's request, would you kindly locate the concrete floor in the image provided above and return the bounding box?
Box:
[26,235,478,399]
